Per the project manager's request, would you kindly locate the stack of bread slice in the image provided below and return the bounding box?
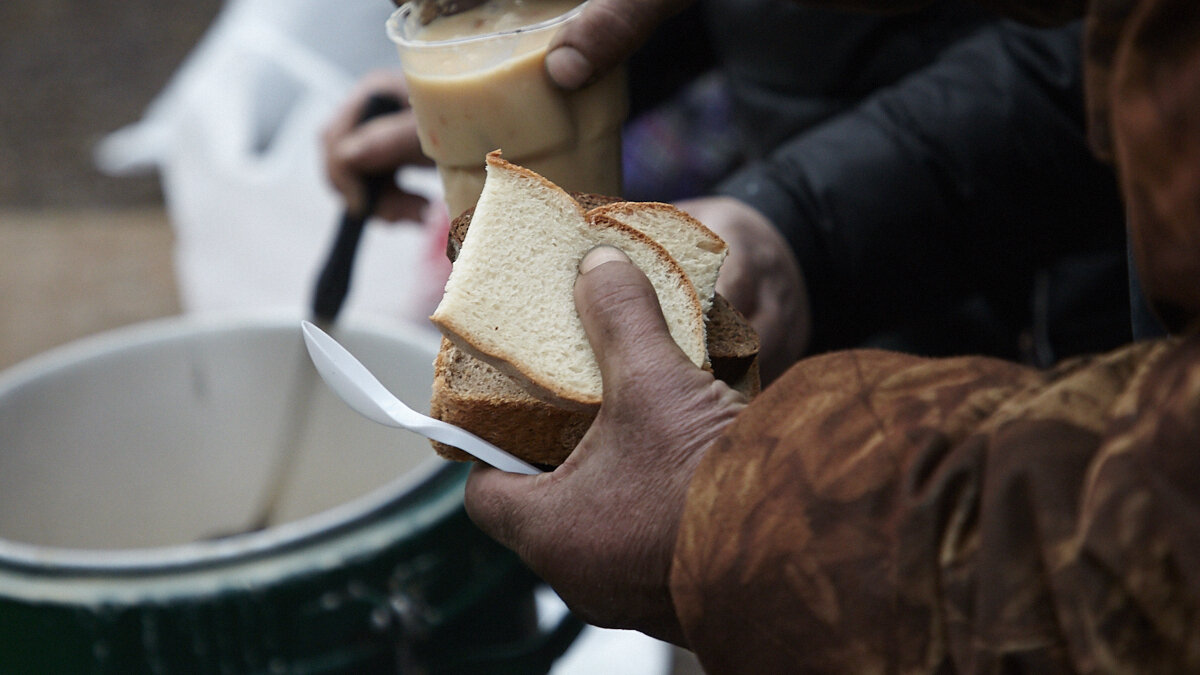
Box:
[429,151,759,467]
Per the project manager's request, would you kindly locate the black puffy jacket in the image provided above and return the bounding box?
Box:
[713,17,1129,361]
[631,3,1130,364]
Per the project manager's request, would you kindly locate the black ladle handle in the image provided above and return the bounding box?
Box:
[311,93,404,324]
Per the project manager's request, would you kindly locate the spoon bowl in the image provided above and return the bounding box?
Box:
[301,321,540,475]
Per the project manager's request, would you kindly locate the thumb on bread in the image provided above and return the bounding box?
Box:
[574,246,697,396]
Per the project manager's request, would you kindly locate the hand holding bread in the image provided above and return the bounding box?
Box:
[464,244,747,644]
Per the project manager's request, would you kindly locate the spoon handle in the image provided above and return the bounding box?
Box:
[415,417,541,475]
[311,93,404,324]
[301,321,543,475]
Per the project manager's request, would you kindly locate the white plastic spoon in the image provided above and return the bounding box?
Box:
[301,321,541,475]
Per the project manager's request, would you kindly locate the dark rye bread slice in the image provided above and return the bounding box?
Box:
[431,193,761,466]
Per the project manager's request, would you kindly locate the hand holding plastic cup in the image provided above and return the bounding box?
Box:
[387,0,628,218]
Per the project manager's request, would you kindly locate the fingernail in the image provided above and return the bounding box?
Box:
[545,46,593,90]
[579,245,629,274]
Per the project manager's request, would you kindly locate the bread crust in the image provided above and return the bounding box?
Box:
[588,201,728,256]
[430,338,594,465]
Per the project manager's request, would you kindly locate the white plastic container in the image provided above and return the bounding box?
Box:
[96,0,448,324]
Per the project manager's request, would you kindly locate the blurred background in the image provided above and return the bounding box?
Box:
[0,0,443,373]
[0,0,221,369]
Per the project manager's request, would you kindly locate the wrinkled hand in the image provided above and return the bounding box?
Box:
[544,0,696,89]
[321,70,433,222]
[677,196,811,384]
[464,246,746,645]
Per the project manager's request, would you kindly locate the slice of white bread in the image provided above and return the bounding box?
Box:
[429,151,710,411]
[588,202,727,315]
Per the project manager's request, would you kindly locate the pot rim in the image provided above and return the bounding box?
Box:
[0,311,456,580]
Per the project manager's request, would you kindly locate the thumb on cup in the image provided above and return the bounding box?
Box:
[546,0,694,90]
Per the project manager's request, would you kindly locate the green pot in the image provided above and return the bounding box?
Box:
[0,314,580,673]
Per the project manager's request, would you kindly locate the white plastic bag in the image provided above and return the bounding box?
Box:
[96,0,448,327]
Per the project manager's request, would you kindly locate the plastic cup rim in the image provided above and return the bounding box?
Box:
[387,0,587,49]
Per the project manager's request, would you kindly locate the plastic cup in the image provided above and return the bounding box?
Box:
[387,1,627,217]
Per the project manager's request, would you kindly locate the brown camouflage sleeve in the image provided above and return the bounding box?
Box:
[669,0,1200,669]
[671,336,1200,673]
